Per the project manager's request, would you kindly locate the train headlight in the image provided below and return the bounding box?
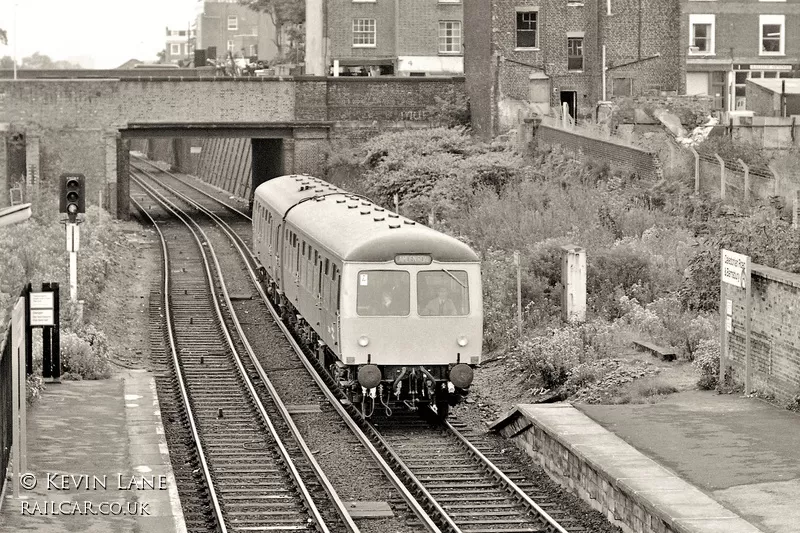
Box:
[449,363,474,389]
[358,335,370,347]
[457,335,468,347]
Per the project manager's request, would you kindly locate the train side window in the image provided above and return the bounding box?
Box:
[324,258,330,277]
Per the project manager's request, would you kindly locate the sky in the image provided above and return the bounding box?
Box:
[0,0,198,68]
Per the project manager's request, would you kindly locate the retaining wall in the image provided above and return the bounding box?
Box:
[535,125,661,180]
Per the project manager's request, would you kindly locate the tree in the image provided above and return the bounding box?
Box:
[0,56,15,69]
[239,0,305,62]
[0,28,7,46]
[156,49,166,64]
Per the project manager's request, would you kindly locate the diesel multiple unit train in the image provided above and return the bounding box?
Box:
[252,175,483,418]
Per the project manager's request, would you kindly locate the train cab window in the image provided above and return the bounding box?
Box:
[357,271,410,316]
[417,270,469,316]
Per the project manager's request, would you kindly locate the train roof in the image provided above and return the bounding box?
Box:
[254,175,479,263]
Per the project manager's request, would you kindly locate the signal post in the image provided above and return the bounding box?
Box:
[59,173,85,303]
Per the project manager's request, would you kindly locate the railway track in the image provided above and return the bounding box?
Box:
[129,158,590,533]
[130,176,354,533]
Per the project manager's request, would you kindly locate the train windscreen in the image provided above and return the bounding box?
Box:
[417,270,469,316]
[357,270,410,316]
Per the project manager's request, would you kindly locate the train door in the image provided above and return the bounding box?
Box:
[319,262,340,353]
[274,223,282,287]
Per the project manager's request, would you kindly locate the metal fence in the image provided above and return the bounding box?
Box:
[0,321,13,499]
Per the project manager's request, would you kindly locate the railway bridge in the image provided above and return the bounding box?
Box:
[0,73,465,218]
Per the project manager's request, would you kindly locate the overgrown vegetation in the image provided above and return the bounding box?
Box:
[1,184,124,397]
[327,126,800,400]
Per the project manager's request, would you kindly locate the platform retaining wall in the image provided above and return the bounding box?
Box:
[497,413,680,533]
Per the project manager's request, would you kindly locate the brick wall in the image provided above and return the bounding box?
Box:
[727,264,800,402]
[746,82,779,117]
[322,77,466,121]
[535,124,661,180]
[328,0,396,61]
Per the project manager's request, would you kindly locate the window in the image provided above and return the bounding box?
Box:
[688,14,714,54]
[227,40,235,52]
[438,21,462,54]
[228,16,238,31]
[760,15,785,55]
[567,37,584,71]
[170,43,181,55]
[418,271,469,316]
[353,19,376,47]
[516,9,538,49]
[357,271,410,316]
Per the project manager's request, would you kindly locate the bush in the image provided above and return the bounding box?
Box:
[60,331,112,380]
[514,323,607,390]
[692,338,720,390]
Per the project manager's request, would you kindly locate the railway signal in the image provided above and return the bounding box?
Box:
[59,173,85,223]
[60,173,84,303]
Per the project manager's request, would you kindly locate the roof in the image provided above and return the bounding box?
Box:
[747,78,800,95]
[254,175,480,263]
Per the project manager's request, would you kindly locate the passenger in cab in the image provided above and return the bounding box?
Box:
[374,290,404,316]
[422,286,457,316]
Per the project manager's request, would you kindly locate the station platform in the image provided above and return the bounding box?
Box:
[491,391,800,533]
[0,370,186,533]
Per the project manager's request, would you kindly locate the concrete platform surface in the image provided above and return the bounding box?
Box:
[578,391,800,533]
[0,370,186,533]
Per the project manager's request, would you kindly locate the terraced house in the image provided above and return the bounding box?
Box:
[465,0,682,138]
[326,0,464,76]
[683,0,800,112]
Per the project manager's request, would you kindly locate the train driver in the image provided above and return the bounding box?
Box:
[422,286,457,316]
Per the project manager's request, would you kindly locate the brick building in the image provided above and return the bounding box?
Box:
[465,0,681,138]
[325,0,464,76]
[194,0,279,62]
[165,27,195,65]
[683,0,800,113]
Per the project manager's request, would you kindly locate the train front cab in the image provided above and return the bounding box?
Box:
[337,257,482,414]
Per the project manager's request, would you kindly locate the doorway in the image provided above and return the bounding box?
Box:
[559,90,577,120]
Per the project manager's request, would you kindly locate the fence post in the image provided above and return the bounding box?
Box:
[737,158,750,205]
[768,164,781,197]
[690,146,700,194]
[794,190,799,229]
[715,153,726,201]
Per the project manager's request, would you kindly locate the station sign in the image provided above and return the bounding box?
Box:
[29,291,55,327]
[721,249,749,289]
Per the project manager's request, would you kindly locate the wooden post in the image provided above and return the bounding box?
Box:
[514,251,523,336]
[738,158,750,205]
[719,252,727,389]
[744,257,752,395]
[690,146,700,194]
[715,153,726,201]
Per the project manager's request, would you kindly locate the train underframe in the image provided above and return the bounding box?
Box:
[263,274,471,420]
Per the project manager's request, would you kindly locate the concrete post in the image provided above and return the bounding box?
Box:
[305,0,325,76]
[560,245,586,323]
[714,153,726,201]
[689,146,700,194]
[737,158,750,204]
[768,164,781,198]
[666,140,675,171]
